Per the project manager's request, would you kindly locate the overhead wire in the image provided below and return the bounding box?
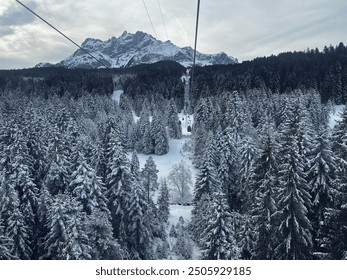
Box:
[157,0,169,40]
[142,0,158,39]
[15,0,109,69]
[190,0,201,97]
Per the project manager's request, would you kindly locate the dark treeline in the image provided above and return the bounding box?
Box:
[191,42,347,105]
[2,42,347,109]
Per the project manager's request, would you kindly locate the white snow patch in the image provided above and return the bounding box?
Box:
[132,111,140,123]
[168,204,193,225]
[111,90,123,103]
[329,105,345,129]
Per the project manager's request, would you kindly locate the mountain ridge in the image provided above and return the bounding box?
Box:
[36,31,237,69]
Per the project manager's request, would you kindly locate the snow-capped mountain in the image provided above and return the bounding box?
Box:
[43,31,237,69]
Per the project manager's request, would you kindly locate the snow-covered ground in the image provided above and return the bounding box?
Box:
[111,90,123,103]
[329,105,345,129]
[168,204,194,225]
[130,137,196,180]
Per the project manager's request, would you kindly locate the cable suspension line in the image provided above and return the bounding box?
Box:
[15,0,109,69]
[142,0,158,39]
[190,0,201,99]
[158,0,169,40]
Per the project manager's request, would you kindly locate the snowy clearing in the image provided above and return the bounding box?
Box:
[128,137,196,180]
[111,90,123,103]
[168,204,194,225]
[329,105,345,129]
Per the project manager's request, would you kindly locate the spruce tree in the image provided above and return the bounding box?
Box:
[157,178,170,224]
[200,192,240,260]
[275,105,313,259]
[103,118,131,243]
[251,130,278,260]
[141,156,159,203]
[216,126,239,211]
[44,128,71,195]
[167,100,182,139]
[238,135,258,212]
[193,133,220,203]
[321,107,347,259]
[151,113,169,155]
[173,217,194,260]
[43,194,91,260]
[127,179,153,259]
[238,216,255,260]
[0,219,15,260]
[7,208,32,259]
[69,151,108,215]
[86,209,126,260]
[307,125,336,253]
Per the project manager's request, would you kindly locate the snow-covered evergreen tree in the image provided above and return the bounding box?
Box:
[0,173,20,231]
[238,215,255,260]
[151,113,169,155]
[43,194,91,260]
[36,185,53,258]
[306,125,336,252]
[44,128,71,195]
[251,130,278,260]
[332,107,347,205]
[320,107,347,259]
[157,178,170,224]
[0,219,15,260]
[141,156,159,202]
[130,151,140,179]
[86,209,126,260]
[69,151,108,215]
[167,100,182,139]
[238,135,258,212]
[275,105,313,259]
[103,119,132,243]
[7,208,32,259]
[172,217,194,260]
[216,126,240,211]
[200,192,240,260]
[127,179,153,259]
[193,133,220,203]
[142,124,154,155]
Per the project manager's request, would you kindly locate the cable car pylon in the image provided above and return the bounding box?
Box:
[180,0,200,132]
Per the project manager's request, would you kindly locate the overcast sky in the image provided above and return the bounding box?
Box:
[0,0,346,69]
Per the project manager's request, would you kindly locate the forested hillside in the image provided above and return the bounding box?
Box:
[1,43,347,260]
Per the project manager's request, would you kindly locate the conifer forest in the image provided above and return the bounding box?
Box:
[1,44,347,260]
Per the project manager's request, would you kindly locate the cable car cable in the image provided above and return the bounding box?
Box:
[158,0,169,40]
[190,0,201,105]
[142,0,158,39]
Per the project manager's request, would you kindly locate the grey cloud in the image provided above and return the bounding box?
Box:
[0,1,37,26]
[0,26,14,37]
